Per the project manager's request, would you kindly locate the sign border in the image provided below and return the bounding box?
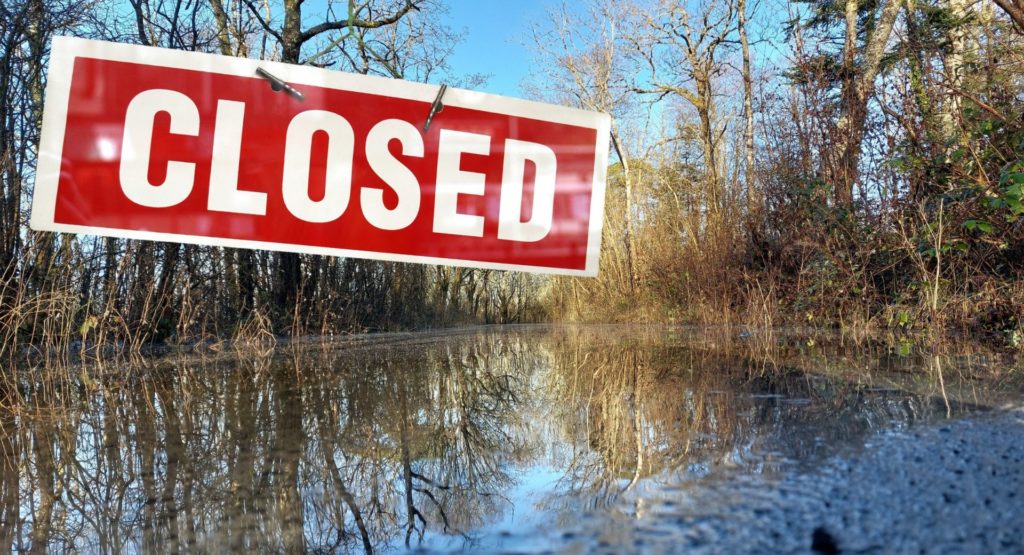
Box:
[30,36,610,276]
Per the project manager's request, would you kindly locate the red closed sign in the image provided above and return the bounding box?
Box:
[31,37,609,275]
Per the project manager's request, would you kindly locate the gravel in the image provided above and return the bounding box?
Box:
[546,408,1024,555]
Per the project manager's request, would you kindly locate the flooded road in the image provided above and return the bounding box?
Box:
[2,326,1022,553]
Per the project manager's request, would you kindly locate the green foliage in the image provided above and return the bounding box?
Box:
[963,219,993,234]
[987,160,1024,221]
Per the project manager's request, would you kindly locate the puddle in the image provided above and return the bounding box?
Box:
[1,325,1021,553]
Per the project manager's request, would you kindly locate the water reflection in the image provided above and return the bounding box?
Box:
[536,329,998,516]
[1,327,1019,553]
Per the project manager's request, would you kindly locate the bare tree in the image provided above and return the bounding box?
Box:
[529,0,639,291]
[628,0,738,219]
[235,0,422,331]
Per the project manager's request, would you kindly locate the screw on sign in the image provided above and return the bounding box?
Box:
[31,37,610,276]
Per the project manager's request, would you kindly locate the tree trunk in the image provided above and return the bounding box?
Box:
[739,0,756,215]
[992,0,1024,33]
[941,0,969,141]
[832,0,902,206]
[151,243,180,338]
[612,125,637,293]
[281,0,302,64]
[275,0,305,330]
[695,71,721,216]
[208,0,233,55]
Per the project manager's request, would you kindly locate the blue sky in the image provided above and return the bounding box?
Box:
[444,0,554,98]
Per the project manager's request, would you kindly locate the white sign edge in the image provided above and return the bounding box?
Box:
[30,36,611,277]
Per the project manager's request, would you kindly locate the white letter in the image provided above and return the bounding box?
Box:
[208,100,267,215]
[282,110,354,223]
[361,119,423,230]
[433,130,489,237]
[498,139,557,242]
[119,89,199,207]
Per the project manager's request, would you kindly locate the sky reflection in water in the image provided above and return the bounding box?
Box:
[2,326,1019,553]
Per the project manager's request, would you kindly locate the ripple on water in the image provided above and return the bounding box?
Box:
[3,326,1022,553]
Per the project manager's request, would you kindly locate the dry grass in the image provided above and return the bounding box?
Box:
[233,309,278,355]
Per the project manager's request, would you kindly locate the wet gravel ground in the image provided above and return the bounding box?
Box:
[549,408,1024,554]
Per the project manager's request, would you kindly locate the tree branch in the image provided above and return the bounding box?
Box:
[992,0,1024,34]
[241,0,282,43]
[299,0,419,44]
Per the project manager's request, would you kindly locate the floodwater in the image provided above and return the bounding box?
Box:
[1,325,1021,553]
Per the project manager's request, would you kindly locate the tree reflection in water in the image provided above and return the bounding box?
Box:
[1,327,1008,552]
